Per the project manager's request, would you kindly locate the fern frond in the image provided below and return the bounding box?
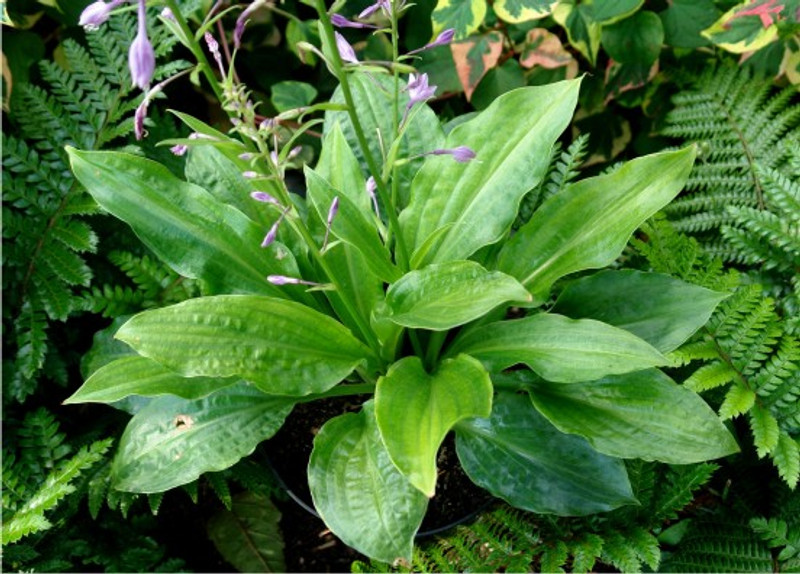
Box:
[771,434,799,489]
[652,463,718,522]
[1,438,112,545]
[663,63,799,238]
[749,403,780,457]
[661,519,774,572]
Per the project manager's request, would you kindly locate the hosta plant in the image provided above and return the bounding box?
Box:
[64,0,739,564]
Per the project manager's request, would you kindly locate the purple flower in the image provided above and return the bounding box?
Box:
[242,171,258,179]
[250,191,280,205]
[335,32,359,64]
[408,28,456,55]
[205,32,225,75]
[160,6,175,20]
[170,144,188,156]
[133,98,148,140]
[331,13,378,29]
[234,0,266,49]
[79,0,124,30]
[129,0,155,89]
[322,196,340,250]
[431,146,476,163]
[407,73,436,107]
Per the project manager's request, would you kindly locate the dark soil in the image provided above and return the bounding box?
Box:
[265,396,495,572]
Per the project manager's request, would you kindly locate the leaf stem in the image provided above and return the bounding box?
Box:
[163,0,224,103]
[314,0,411,272]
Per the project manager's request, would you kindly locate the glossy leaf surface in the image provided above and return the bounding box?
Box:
[498,147,696,304]
[456,392,635,515]
[529,370,740,463]
[309,401,428,564]
[494,0,556,23]
[67,148,302,300]
[306,167,399,282]
[207,492,285,573]
[112,382,295,492]
[375,355,492,496]
[401,80,580,266]
[65,356,235,404]
[449,313,666,382]
[552,270,728,353]
[385,261,531,330]
[116,295,373,396]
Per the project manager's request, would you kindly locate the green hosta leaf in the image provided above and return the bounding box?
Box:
[270,80,318,112]
[431,0,487,38]
[529,370,740,463]
[375,355,492,496]
[702,2,779,54]
[305,167,399,283]
[66,148,303,301]
[552,270,728,353]
[185,145,276,229]
[309,401,428,564]
[324,73,445,209]
[449,313,666,383]
[111,382,295,492]
[322,242,384,346]
[316,123,371,217]
[456,391,635,515]
[401,79,580,266]
[498,147,696,304]
[601,10,664,67]
[385,261,531,330]
[65,356,236,404]
[207,491,285,572]
[116,295,373,396]
[494,0,556,23]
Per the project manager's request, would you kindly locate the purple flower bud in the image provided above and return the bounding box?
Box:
[79,0,123,30]
[259,118,276,131]
[160,6,175,20]
[170,144,188,156]
[239,152,254,160]
[431,146,476,163]
[407,73,437,107]
[205,32,225,75]
[322,196,340,250]
[242,171,258,179]
[134,98,148,140]
[250,191,280,205]
[288,145,303,160]
[408,28,456,55]
[267,275,321,286]
[234,0,265,49]
[261,205,291,248]
[366,176,380,215]
[261,222,280,248]
[335,32,359,64]
[129,0,155,89]
[267,275,300,285]
[331,13,378,29]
